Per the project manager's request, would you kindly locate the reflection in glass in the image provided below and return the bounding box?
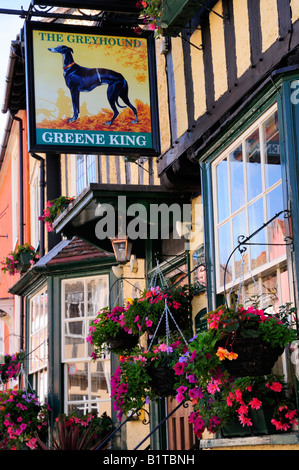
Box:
[280,266,290,304]
[64,322,85,360]
[248,198,266,269]
[65,281,84,319]
[263,111,281,189]
[67,362,88,401]
[230,145,245,213]
[218,222,232,286]
[267,184,286,260]
[216,158,229,222]
[262,272,278,309]
[86,155,96,185]
[246,129,262,201]
[91,360,111,400]
[87,278,108,316]
[232,210,248,277]
[76,155,85,195]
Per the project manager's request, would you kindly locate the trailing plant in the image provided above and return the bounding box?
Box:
[1,243,40,275]
[123,284,194,337]
[86,305,139,358]
[0,389,49,450]
[0,351,25,384]
[173,335,298,437]
[135,0,168,37]
[39,196,74,232]
[111,336,186,420]
[206,303,297,352]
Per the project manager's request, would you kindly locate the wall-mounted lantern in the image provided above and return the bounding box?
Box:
[110,236,133,263]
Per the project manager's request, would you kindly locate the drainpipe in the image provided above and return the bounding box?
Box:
[31,153,45,258]
[12,114,24,350]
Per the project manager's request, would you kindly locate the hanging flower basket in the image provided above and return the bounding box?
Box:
[174,334,299,439]
[1,244,39,276]
[18,252,34,273]
[207,304,297,378]
[216,337,284,378]
[124,284,194,338]
[0,351,25,384]
[105,329,139,354]
[110,337,185,420]
[147,363,176,397]
[86,306,141,359]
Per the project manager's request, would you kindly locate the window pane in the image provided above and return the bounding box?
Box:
[246,129,262,201]
[65,280,84,319]
[64,321,85,359]
[230,145,245,213]
[263,111,281,189]
[67,362,88,401]
[248,198,266,269]
[90,361,111,400]
[266,185,286,260]
[86,155,96,185]
[87,277,108,317]
[218,222,232,286]
[261,272,279,309]
[76,155,85,195]
[232,210,248,277]
[280,266,290,304]
[216,158,229,222]
[30,334,39,371]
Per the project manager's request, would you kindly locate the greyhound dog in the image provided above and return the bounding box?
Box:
[48,45,138,125]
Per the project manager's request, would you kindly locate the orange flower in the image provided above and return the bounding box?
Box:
[216,346,238,361]
[226,351,238,361]
[216,347,228,361]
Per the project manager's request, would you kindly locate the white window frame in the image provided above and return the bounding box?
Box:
[75,154,98,196]
[29,285,48,403]
[61,274,110,415]
[212,104,288,299]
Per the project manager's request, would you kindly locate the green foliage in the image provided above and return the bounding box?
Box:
[1,243,40,275]
[0,351,25,384]
[206,303,298,349]
[36,412,113,450]
[123,284,194,336]
[111,336,186,419]
[0,389,49,450]
[39,196,74,232]
[87,305,139,358]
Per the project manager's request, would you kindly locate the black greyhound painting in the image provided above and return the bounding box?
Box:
[48,45,138,125]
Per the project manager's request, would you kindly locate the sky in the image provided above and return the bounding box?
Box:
[0,1,29,141]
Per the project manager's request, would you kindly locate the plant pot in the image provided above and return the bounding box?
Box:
[217,337,284,377]
[17,252,33,273]
[221,407,279,437]
[106,329,139,354]
[147,364,176,397]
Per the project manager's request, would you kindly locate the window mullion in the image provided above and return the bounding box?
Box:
[242,139,251,273]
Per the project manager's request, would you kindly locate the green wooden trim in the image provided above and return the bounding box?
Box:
[198,70,299,310]
[276,75,299,412]
[200,161,217,310]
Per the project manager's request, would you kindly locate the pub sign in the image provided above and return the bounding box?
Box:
[24,21,160,156]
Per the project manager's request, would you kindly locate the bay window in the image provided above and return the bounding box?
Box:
[61,274,110,416]
[212,104,289,307]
